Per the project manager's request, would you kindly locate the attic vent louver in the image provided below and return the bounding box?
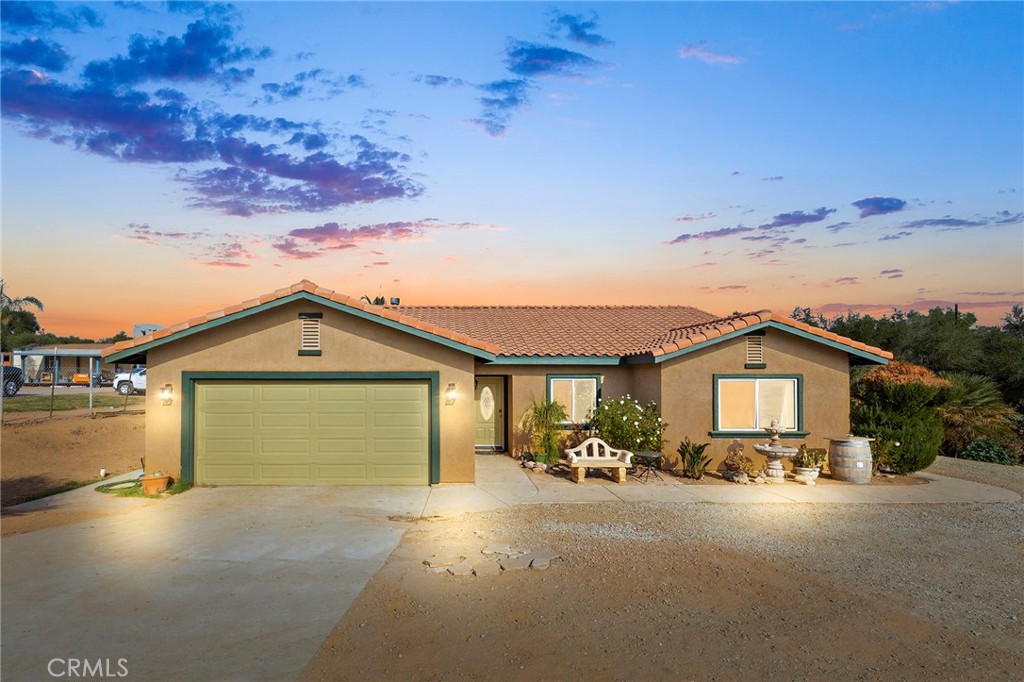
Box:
[298,312,322,355]
[745,335,763,365]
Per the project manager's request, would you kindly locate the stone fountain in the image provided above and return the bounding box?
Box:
[753,419,798,482]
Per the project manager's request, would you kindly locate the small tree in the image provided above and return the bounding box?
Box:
[851,362,947,474]
[522,399,569,464]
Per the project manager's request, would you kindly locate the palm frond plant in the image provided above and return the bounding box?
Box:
[523,399,569,464]
[677,438,712,479]
[936,371,1016,457]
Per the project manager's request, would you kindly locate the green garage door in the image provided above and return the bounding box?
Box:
[195,381,430,485]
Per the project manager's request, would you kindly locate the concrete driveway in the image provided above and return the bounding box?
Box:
[1,485,430,682]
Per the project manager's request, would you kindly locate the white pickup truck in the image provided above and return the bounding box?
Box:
[113,368,147,395]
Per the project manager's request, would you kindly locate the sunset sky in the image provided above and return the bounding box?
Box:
[2,1,1021,339]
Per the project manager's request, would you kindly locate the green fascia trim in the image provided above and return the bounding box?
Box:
[654,321,890,365]
[297,349,322,356]
[710,431,810,439]
[712,373,805,433]
[546,373,602,425]
[106,292,496,363]
[489,355,621,365]
[179,371,441,485]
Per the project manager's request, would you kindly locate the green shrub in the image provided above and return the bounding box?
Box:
[588,395,667,452]
[959,439,1017,465]
[677,438,712,479]
[851,363,945,474]
[936,372,1016,457]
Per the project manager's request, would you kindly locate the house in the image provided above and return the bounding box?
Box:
[13,343,134,384]
[102,280,891,486]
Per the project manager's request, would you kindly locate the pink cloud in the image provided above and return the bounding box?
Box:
[275,219,503,259]
[678,42,744,65]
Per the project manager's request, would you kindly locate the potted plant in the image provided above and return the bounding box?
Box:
[140,471,172,495]
[522,399,569,465]
[790,445,826,481]
[677,438,712,479]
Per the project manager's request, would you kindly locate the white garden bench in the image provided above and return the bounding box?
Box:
[565,437,634,484]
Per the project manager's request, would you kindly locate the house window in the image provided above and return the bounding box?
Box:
[548,375,600,424]
[714,375,802,434]
[298,313,322,356]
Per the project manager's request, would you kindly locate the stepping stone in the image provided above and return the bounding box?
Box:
[447,560,475,576]
[499,555,534,572]
[423,555,464,568]
[481,543,512,555]
[472,560,502,577]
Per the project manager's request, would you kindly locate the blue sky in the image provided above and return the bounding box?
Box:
[2,1,1021,337]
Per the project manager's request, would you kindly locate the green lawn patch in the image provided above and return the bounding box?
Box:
[3,395,146,413]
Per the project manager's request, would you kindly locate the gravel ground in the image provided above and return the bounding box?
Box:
[303,484,1023,681]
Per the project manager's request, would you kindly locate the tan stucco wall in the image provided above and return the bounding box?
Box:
[481,363,662,456]
[658,329,851,470]
[143,301,476,484]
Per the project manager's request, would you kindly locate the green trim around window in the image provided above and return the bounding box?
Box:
[710,373,804,438]
[179,371,441,485]
[297,349,322,356]
[490,355,621,365]
[546,374,602,425]
[105,291,496,364]
[709,430,809,439]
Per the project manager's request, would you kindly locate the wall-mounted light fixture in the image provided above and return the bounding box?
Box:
[159,384,173,406]
[445,382,457,405]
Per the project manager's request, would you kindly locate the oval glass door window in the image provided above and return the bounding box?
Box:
[479,386,495,421]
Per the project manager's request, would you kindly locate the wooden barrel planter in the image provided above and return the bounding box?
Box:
[827,437,873,484]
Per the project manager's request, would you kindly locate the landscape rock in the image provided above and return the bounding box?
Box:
[447,560,475,576]
[499,555,534,572]
[423,555,465,568]
[472,560,502,577]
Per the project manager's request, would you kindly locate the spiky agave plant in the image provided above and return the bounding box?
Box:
[677,438,712,479]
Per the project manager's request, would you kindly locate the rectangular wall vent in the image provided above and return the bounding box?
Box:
[745,335,764,364]
[300,317,321,351]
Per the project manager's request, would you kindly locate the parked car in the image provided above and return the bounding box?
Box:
[3,366,25,397]
[113,368,147,395]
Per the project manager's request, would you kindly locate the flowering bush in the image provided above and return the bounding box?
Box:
[588,395,667,452]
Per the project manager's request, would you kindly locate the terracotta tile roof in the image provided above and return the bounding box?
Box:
[102,280,502,359]
[394,305,719,357]
[640,310,894,360]
[103,280,892,362]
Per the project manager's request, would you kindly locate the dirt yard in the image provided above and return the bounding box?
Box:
[301,497,1023,682]
[1,410,145,535]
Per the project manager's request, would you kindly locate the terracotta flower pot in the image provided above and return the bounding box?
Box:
[140,475,172,495]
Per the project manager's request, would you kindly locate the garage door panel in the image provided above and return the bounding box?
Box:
[317,385,368,401]
[203,463,257,483]
[259,464,312,481]
[317,413,367,428]
[204,413,255,428]
[315,464,369,484]
[205,439,255,454]
[204,386,257,402]
[260,412,312,428]
[196,380,429,485]
[260,386,312,402]
[318,439,368,454]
